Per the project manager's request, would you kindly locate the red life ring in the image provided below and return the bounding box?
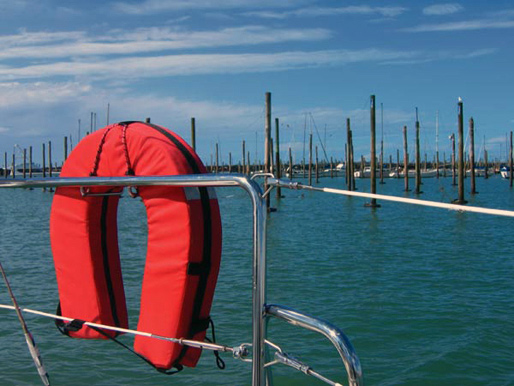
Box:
[50,121,222,371]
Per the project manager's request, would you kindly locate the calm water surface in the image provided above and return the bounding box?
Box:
[0,175,513,385]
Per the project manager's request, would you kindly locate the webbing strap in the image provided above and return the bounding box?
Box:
[89,325,183,375]
[190,317,211,336]
[205,318,225,370]
[56,315,183,375]
[54,303,73,337]
[187,262,209,276]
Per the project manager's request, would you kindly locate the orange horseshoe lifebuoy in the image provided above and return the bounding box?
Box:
[50,121,222,371]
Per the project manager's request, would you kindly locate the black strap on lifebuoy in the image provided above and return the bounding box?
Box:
[100,194,123,330]
[55,303,184,374]
[204,318,226,370]
[119,121,214,366]
[90,325,184,375]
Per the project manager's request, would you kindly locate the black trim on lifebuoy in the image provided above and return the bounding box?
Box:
[100,194,122,332]
[139,122,213,364]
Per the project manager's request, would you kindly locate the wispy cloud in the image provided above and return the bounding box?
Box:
[0,46,496,83]
[0,81,91,108]
[0,49,420,81]
[487,9,514,18]
[242,11,286,20]
[117,95,262,134]
[0,81,98,140]
[404,18,514,32]
[244,5,407,19]
[455,48,497,58]
[0,30,85,48]
[279,106,412,132]
[113,0,305,15]
[0,26,331,61]
[0,81,264,148]
[488,136,509,145]
[380,48,496,65]
[0,80,407,159]
[423,3,463,16]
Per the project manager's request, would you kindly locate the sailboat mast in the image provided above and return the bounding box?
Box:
[380,103,384,183]
[436,111,439,154]
[436,110,439,178]
[302,113,307,177]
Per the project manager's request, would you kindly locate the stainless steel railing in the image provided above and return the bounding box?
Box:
[0,174,362,386]
[266,304,362,386]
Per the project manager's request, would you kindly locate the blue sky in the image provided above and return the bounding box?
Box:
[1,0,513,166]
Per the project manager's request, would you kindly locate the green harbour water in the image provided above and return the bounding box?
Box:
[0,174,513,385]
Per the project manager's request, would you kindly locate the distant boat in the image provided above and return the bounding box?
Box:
[16,163,43,173]
[388,168,438,178]
[421,169,438,178]
[284,166,302,178]
[5,162,61,177]
[500,166,510,179]
[356,167,403,178]
[354,167,371,178]
[466,166,493,177]
[388,169,401,178]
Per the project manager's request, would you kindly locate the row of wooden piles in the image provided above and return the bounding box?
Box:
[5,95,514,208]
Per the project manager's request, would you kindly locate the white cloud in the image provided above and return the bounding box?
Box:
[381,48,496,64]
[286,107,412,129]
[0,78,410,151]
[0,26,331,61]
[0,30,85,49]
[0,82,266,158]
[0,79,457,164]
[113,0,305,15]
[488,136,509,145]
[423,3,463,16]
[117,25,330,45]
[242,11,287,19]
[164,15,191,24]
[0,46,497,82]
[487,10,514,18]
[297,6,406,18]
[115,95,261,132]
[244,5,407,19]
[455,48,497,58]
[0,80,258,127]
[0,81,91,107]
[0,49,419,81]
[404,18,514,32]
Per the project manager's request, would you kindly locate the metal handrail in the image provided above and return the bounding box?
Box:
[0,174,360,385]
[0,174,271,384]
[266,304,363,386]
